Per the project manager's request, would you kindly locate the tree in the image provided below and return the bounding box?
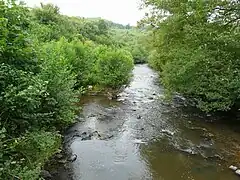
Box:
[142,0,240,112]
[32,3,60,25]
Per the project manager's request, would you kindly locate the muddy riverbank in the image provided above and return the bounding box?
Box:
[49,64,240,180]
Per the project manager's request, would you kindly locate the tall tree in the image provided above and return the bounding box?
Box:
[142,0,240,112]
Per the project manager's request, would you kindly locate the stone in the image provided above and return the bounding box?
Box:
[201,132,214,140]
[88,85,93,90]
[137,115,142,119]
[80,132,91,140]
[94,131,101,137]
[108,135,114,139]
[133,139,146,144]
[235,169,240,176]
[181,148,197,155]
[100,134,114,140]
[81,132,87,136]
[117,98,125,102]
[161,129,175,136]
[82,135,92,141]
[68,154,77,162]
[89,132,94,137]
[72,134,81,138]
[229,165,238,171]
[207,154,224,161]
[40,170,52,179]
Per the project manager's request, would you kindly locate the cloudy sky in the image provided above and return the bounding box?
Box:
[24,0,145,25]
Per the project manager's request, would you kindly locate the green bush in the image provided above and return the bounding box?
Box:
[61,39,98,88]
[0,0,37,72]
[37,39,77,127]
[0,1,136,179]
[111,28,149,64]
[95,46,134,88]
[0,129,61,180]
[0,64,49,134]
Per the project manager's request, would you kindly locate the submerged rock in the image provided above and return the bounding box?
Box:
[201,132,214,138]
[207,154,224,161]
[81,135,92,141]
[189,127,207,132]
[100,134,114,140]
[81,132,87,136]
[137,115,142,119]
[201,132,215,142]
[107,134,114,139]
[180,148,197,155]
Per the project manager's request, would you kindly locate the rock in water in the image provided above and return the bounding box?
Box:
[235,169,240,176]
[133,139,146,144]
[68,154,77,162]
[137,115,142,119]
[40,170,52,179]
[229,165,238,171]
[161,129,175,136]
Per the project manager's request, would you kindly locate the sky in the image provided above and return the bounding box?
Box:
[24,0,145,25]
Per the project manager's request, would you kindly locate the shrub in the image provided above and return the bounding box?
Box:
[0,129,61,180]
[0,1,136,179]
[61,39,98,88]
[0,64,48,135]
[95,46,134,88]
[37,39,77,128]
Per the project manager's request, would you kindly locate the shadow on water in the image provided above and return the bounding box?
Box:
[51,64,240,180]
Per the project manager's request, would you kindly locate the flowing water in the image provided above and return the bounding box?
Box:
[56,64,240,180]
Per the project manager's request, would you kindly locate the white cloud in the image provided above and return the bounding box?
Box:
[24,0,145,25]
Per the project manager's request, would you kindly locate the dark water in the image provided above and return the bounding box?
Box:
[60,64,240,180]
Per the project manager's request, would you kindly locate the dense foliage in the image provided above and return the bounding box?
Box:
[111,28,149,63]
[0,0,134,179]
[141,0,240,112]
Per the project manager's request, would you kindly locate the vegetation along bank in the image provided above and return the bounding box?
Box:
[0,1,148,179]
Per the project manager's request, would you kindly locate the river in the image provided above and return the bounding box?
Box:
[53,64,240,180]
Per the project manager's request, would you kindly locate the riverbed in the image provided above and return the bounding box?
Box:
[54,64,240,180]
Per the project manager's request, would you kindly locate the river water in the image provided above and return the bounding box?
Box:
[58,64,240,180]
